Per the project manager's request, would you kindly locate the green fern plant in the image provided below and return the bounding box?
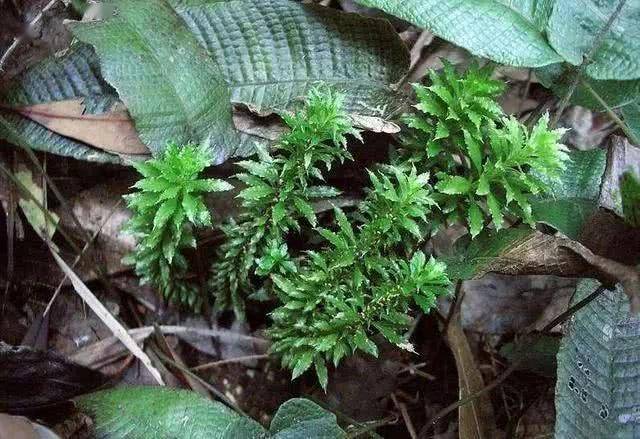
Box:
[209,87,361,318]
[269,167,450,389]
[401,63,569,237]
[123,142,232,309]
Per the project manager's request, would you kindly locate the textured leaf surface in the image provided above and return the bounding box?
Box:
[622,102,640,143]
[77,386,264,438]
[170,0,409,118]
[68,0,239,162]
[270,399,345,438]
[555,279,640,438]
[531,148,607,239]
[78,387,344,438]
[536,63,640,111]
[2,0,408,162]
[353,0,562,67]
[547,0,640,80]
[0,44,121,163]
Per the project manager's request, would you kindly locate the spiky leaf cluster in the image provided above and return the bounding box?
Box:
[269,167,450,389]
[401,63,569,237]
[123,143,232,308]
[209,87,360,318]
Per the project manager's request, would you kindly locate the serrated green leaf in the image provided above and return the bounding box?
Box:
[314,358,329,391]
[436,175,472,195]
[354,0,561,67]
[486,192,503,229]
[353,329,378,357]
[293,197,317,227]
[468,203,484,238]
[238,184,275,201]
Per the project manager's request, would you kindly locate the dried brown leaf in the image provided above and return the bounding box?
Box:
[446,315,496,439]
[11,99,149,155]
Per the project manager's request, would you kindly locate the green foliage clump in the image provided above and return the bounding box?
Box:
[209,88,360,318]
[123,143,232,308]
[269,167,450,389]
[401,62,569,237]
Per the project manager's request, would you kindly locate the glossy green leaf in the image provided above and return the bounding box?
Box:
[353,0,562,67]
[77,386,264,438]
[270,399,344,438]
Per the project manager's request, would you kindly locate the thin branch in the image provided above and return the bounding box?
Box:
[0,160,82,254]
[581,79,640,144]
[551,0,628,127]
[43,199,123,317]
[192,354,270,371]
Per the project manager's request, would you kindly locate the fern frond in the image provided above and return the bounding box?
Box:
[123,142,232,309]
[209,87,360,318]
[401,63,569,237]
[269,167,450,390]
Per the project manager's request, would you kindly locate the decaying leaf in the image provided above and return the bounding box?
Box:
[446,314,496,439]
[14,166,59,245]
[447,227,640,312]
[11,99,149,156]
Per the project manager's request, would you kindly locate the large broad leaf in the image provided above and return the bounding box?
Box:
[168,0,409,118]
[77,386,345,438]
[1,0,409,163]
[68,0,240,162]
[555,279,640,438]
[547,0,640,80]
[353,0,562,67]
[0,44,122,163]
[531,148,607,239]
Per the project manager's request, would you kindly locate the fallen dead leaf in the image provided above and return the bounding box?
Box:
[9,99,149,155]
[445,314,496,439]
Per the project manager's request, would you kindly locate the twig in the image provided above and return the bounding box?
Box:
[551,0,628,127]
[154,349,247,416]
[391,393,417,439]
[43,199,123,317]
[581,79,640,144]
[192,354,270,371]
[49,248,165,385]
[418,285,607,437]
[0,0,62,73]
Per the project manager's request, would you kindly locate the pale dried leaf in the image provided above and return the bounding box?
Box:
[13,99,149,155]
